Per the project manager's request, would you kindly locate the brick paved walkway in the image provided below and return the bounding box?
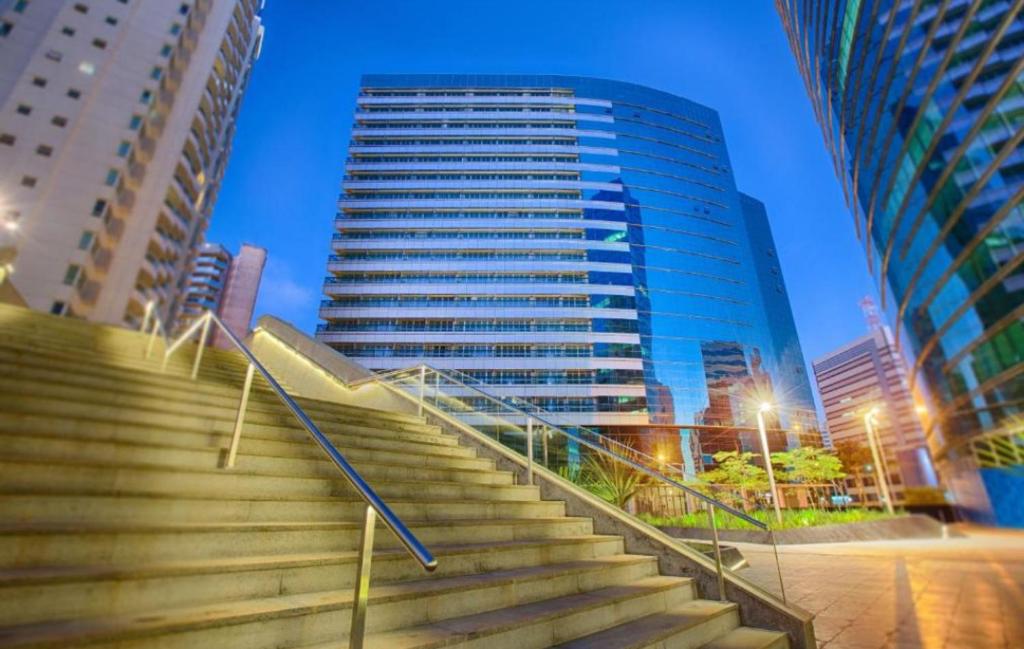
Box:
[732,528,1024,649]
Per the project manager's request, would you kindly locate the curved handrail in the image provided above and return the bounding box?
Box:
[377,364,767,531]
[164,312,437,572]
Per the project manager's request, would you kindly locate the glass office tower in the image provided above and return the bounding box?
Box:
[318,74,819,476]
[777,2,1023,524]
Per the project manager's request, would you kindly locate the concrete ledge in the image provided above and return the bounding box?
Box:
[659,514,958,545]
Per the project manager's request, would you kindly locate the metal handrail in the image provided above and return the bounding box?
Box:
[378,364,767,530]
[156,311,436,647]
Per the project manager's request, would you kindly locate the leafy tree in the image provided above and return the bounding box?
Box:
[771,447,846,508]
[834,440,873,506]
[699,451,768,511]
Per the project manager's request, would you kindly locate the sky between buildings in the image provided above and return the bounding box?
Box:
[207,0,880,411]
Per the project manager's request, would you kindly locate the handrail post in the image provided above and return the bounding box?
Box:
[191,314,211,380]
[350,504,377,649]
[145,318,159,359]
[140,300,153,333]
[707,504,726,602]
[417,364,426,416]
[226,362,255,469]
[526,416,534,485]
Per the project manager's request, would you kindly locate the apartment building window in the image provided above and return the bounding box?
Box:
[67,88,81,99]
[160,44,172,57]
[51,115,68,127]
[78,231,94,250]
[32,77,47,87]
[105,16,117,26]
[104,169,119,186]
[79,61,95,75]
[36,144,53,157]
[14,1,28,13]
[179,3,189,15]
[129,114,142,129]
[61,26,76,37]
[63,265,80,286]
[116,141,131,157]
[16,104,32,115]
[73,3,88,12]
[169,23,182,35]
[139,89,152,104]
[150,67,162,80]
[1,21,13,37]
[0,134,14,146]
[45,50,63,62]
[91,199,107,217]
[91,38,106,50]
[21,176,37,187]
[51,302,66,316]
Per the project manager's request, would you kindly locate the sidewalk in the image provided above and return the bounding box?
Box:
[732,529,1024,648]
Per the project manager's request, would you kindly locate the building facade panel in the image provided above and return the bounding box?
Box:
[778,0,1023,523]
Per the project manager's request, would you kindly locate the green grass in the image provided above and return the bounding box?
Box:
[638,508,905,531]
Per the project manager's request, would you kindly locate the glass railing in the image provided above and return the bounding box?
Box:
[365,364,789,604]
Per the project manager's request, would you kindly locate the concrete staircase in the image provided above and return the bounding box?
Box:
[0,304,789,649]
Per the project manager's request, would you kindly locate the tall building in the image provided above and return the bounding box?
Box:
[777,1,1023,523]
[813,325,938,505]
[211,242,265,346]
[0,0,263,328]
[179,241,266,346]
[317,74,819,475]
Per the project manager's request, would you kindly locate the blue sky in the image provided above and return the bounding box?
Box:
[209,0,878,381]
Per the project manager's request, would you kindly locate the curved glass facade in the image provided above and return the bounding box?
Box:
[777,1,1024,522]
[318,74,818,475]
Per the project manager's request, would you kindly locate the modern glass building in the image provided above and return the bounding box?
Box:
[317,74,819,476]
[777,2,1023,524]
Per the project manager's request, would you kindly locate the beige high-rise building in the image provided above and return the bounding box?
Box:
[813,325,939,505]
[0,0,263,327]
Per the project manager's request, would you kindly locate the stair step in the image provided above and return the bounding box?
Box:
[357,576,697,649]
[0,575,693,649]
[0,347,427,426]
[0,492,566,524]
[0,432,509,485]
[0,553,657,627]
[552,599,740,648]
[0,517,594,566]
[702,627,790,649]
[0,379,448,443]
[0,411,479,462]
[0,457,542,503]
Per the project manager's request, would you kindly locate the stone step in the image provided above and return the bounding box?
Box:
[0,337,248,382]
[357,576,698,649]
[0,346,425,427]
[701,627,790,649]
[0,377,448,443]
[0,433,512,486]
[0,517,595,567]
[551,599,741,648]
[0,492,567,525]
[0,412,492,468]
[0,574,690,649]
[0,400,466,458]
[0,457,542,504]
[0,552,656,627]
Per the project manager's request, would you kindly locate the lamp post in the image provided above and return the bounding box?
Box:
[756,402,783,525]
[863,407,894,514]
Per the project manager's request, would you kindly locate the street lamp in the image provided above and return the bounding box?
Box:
[756,402,783,524]
[863,406,895,514]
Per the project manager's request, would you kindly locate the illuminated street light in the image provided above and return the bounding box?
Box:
[756,402,783,525]
[863,406,895,515]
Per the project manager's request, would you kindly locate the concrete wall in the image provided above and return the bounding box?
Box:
[247,314,414,415]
